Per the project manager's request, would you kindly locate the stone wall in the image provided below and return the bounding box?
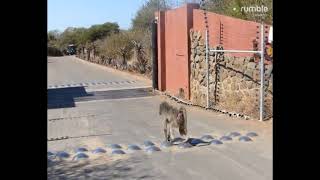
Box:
[190,29,273,119]
[76,47,152,78]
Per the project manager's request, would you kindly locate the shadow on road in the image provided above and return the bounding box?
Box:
[47,86,92,109]
[47,156,159,179]
[47,87,154,109]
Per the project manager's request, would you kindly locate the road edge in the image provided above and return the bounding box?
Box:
[71,56,152,85]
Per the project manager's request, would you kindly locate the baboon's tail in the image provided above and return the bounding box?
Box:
[179,106,187,136]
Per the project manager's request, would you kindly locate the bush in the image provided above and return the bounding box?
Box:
[47,46,63,56]
[98,31,134,69]
[96,29,153,75]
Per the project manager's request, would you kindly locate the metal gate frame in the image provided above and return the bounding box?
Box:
[205,24,265,121]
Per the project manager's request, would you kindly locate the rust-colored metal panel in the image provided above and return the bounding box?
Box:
[163,5,192,99]
[156,3,269,99]
[156,11,166,91]
[192,9,265,57]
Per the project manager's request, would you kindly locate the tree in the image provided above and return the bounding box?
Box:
[130,29,152,73]
[85,22,120,42]
[48,30,61,47]
[48,30,60,40]
[129,0,172,72]
[50,22,120,51]
[114,32,134,68]
[57,27,78,49]
[73,28,88,46]
[47,30,63,56]
[98,31,134,68]
[131,0,171,31]
[97,37,118,65]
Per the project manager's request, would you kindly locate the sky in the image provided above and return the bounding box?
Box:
[48,0,148,32]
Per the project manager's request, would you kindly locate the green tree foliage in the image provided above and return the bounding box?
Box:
[72,28,88,46]
[131,0,171,31]
[47,46,63,56]
[57,27,78,49]
[48,22,120,51]
[129,0,172,72]
[203,0,272,24]
[85,22,120,42]
[48,30,61,47]
[48,30,59,41]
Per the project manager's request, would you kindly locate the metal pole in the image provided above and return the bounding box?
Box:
[209,49,262,53]
[259,23,265,121]
[151,20,158,90]
[205,29,209,109]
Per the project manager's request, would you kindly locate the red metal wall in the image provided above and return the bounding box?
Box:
[156,4,271,99]
[192,9,270,57]
[156,4,198,99]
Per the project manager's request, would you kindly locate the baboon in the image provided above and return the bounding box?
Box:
[159,101,188,142]
[178,88,185,99]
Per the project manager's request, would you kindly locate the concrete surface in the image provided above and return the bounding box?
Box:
[47,56,272,180]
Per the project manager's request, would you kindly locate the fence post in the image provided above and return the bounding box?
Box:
[259,24,265,121]
[205,29,209,109]
[151,19,158,90]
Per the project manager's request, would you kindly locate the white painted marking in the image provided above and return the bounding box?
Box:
[84,86,152,92]
[75,96,153,104]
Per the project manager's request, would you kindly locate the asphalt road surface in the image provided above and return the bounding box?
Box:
[47,56,272,180]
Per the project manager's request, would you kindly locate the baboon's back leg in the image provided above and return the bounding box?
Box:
[169,124,175,141]
[163,118,169,141]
